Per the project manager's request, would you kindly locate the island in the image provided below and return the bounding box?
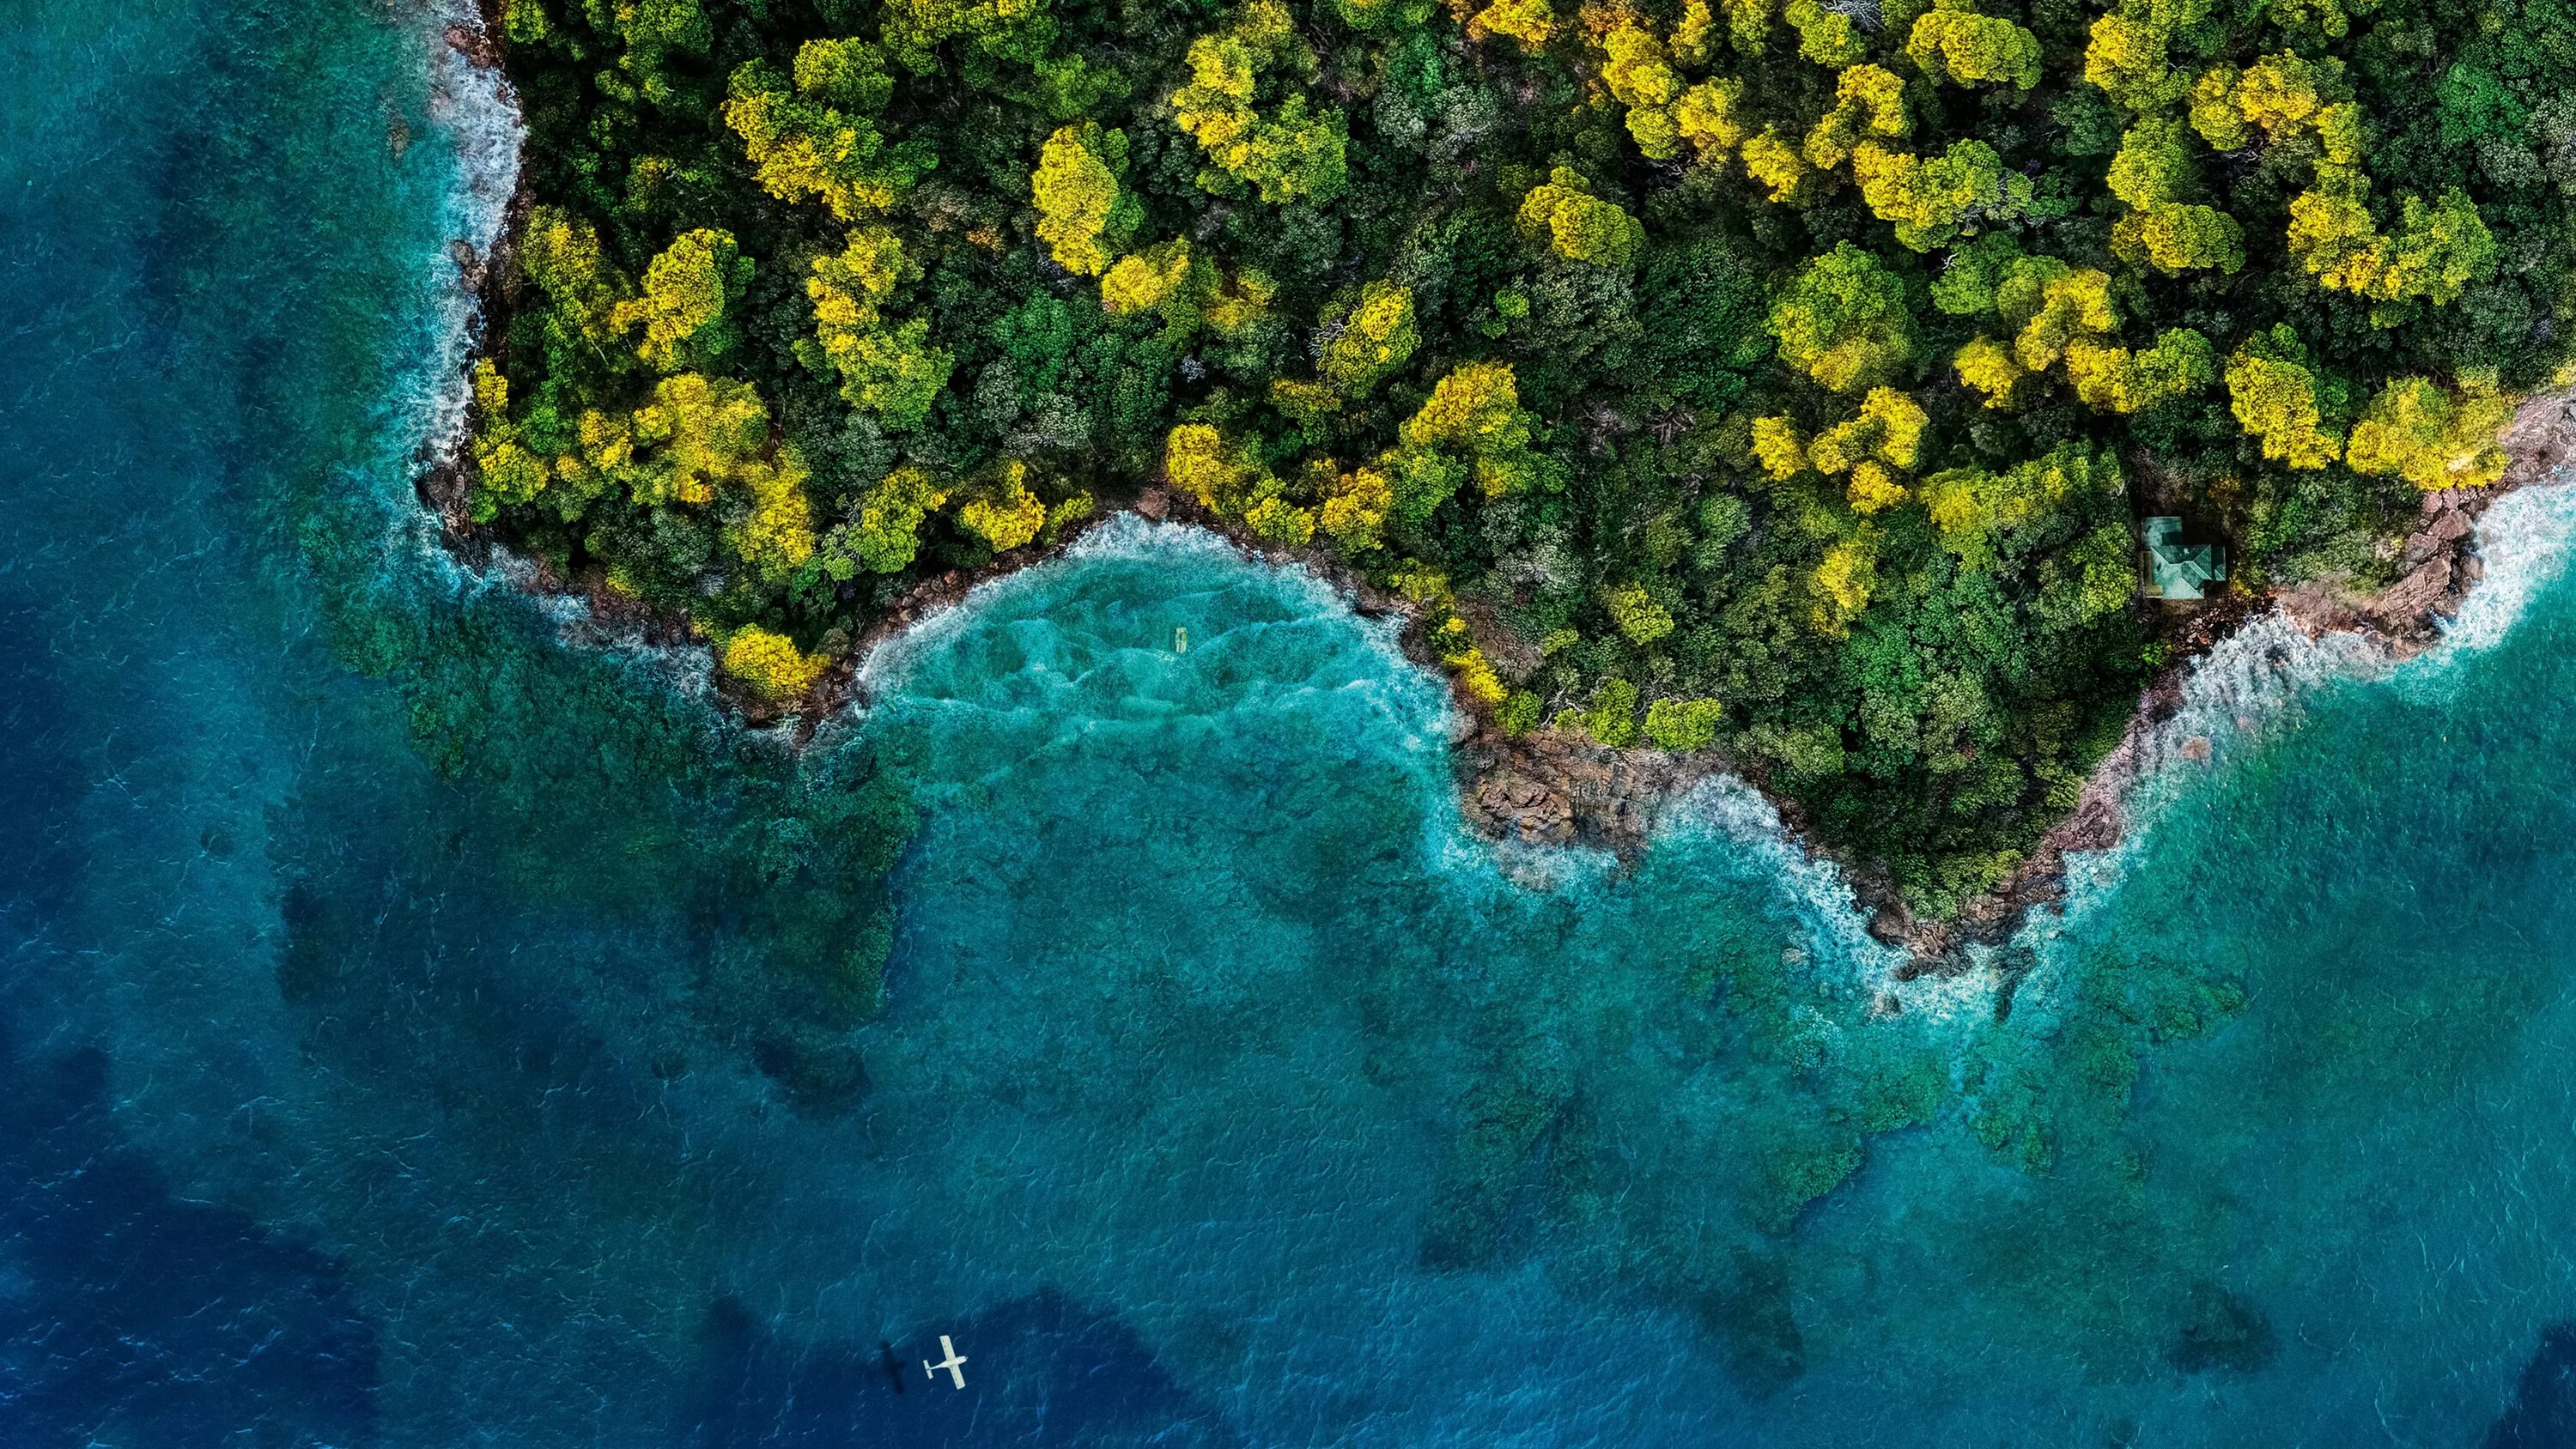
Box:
[439,0,2576,937]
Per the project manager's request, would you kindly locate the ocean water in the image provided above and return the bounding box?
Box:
[11,3,2576,1446]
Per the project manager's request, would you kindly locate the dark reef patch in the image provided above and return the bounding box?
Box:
[0,598,82,923]
[0,1035,380,1447]
[2488,1322,2576,1449]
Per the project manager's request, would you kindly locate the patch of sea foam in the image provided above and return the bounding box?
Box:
[2422,478,2576,658]
[401,10,732,707]
[858,516,1425,710]
[1657,777,1909,983]
[373,3,522,595]
[393,13,519,485]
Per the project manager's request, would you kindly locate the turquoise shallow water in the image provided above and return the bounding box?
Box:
[12,1,2576,1445]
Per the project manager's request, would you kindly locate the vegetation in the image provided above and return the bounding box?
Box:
[477,0,2576,913]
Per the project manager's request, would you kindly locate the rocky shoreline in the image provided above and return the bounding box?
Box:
[421,19,2576,977]
[1451,385,2576,972]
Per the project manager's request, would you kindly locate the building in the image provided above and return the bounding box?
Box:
[2140,516,2226,601]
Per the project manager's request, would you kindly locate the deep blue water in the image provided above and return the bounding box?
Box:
[13,2,2576,1445]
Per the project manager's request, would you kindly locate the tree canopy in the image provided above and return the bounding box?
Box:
[476,0,2576,913]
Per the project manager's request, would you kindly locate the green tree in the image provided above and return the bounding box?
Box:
[602,0,711,106]
[1602,582,1675,644]
[880,0,1060,71]
[1785,0,1867,65]
[1771,243,1916,393]
[1643,697,1727,750]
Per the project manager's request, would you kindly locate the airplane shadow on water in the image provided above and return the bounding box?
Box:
[675,1288,1244,1447]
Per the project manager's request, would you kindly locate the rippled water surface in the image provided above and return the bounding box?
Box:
[11,3,2576,1446]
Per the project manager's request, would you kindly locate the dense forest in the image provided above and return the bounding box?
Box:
[470,0,2576,913]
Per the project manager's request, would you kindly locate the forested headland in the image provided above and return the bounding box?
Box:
[465,0,2576,914]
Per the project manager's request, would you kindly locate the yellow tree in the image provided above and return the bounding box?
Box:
[1471,0,1554,49]
[728,455,817,584]
[1922,445,2120,568]
[1807,388,1929,473]
[1945,254,2123,406]
[2005,264,2117,371]
[2062,329,2215,414]
[849,464,950,573]
[1905,0,2040,90]
[722,627,828,702]
[1371,361,1552,526]
[1318,282,1420,394]
[1850,139,2027,251]
[468,361,556,517]
[1812,533,1877,634]
[1318,465,1395,551]
[1171,1,1349,204]
[1031,124,1139,276]
[616,228,750,373]
[1100,239,1195,316]
[2083,0,2211,113]
[725,44,932,222]
[1600,21,1684,159]
[957,460,1049,550]
[2100,118,2244,274]
[2345,377,2514,490]
[1750,415,1809,478]
[1517,168,1645,265]
[808,230,954,430]
[1758,390,1926,512]
[1671,78,1749,159]
[1742,126,1814,203]
[1952,336,2026,409]
[1801,64,1909,171]
[619,373,775,506]
[518,206,626,351]
[2113,203,2244,276]
[2287,187,2496,306]
[1164,422,1281,516]
[2226,331,2342,469]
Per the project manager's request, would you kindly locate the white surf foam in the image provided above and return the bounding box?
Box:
[2422,479,2576,658]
